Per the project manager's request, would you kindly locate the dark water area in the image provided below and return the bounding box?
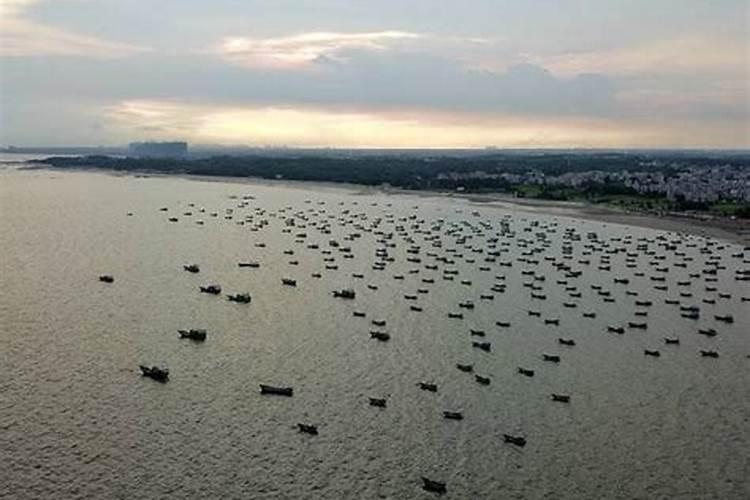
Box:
[1,163,748,499]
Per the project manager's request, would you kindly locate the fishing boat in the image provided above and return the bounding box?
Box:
[183,264,200,273]
[517,367,535,377]
[369,397,387,407]
[418,382,438,392]
[260,384,293,396]
[443,411,463,420]
[178,329,207,341]
[298,423,318,435]
[421,477,447,494]
[551,393,570,403]
[227,293,252,303]
[456,363,473,373]
[199,284,222,294]
[503,434,527,447]
[139,365,169,382]
[333,288,356,299]
[99,275,114,283]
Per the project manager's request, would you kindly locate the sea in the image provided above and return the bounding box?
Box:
[1,154,748,499]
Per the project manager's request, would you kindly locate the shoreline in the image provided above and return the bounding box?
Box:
[23,163,750,246]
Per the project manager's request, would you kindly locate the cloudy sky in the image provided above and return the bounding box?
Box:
[0,0,748,148]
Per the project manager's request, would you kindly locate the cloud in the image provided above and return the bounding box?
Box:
[216,31,423,69]
[0,0,149,58]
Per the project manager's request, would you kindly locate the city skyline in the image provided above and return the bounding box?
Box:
[1,0,748,149]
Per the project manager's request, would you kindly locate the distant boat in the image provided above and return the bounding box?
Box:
[443,411,463,420]
[178,329,206,341]
[183,264,200,273]
[333,288,356,299]
[456,363,473,373]
[353,311,366,317]
[297,423,318,435]
[474,374,491,385]
[281,278,297,287]
[260,384,293,396]
[644,349,661,357]
[472,341,491,352]
[417,382,438,392]
[369,397,387,407]
[551,393,570,403]
[664,337,680,345]
[227,293,251,303]
[517,367,534,377]
[139,365,168,382]
[199,285,221,294]
[542,354,561,362]
[238,262,260,268]
[370,331,390,341]
[503,434,527,447]
[421,477,447,494]
[700,350,719,358]
[99,275,114,283]
[558,338,576,346]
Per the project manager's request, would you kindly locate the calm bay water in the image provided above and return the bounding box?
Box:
[1,160,748,499]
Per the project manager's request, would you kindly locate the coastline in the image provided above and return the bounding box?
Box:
[24,163,750,246]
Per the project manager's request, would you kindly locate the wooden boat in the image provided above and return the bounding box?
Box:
[558,338,576,346]
[199,284,222,294]
[333,288,356,299]
[472,341,491,352]
[644,349,660,357]
[443,411,463,420]
[281,278,297,287]
[259,384,293,396]
[418,382,438,392]
[410,305,423,312]
[298,423,318,435]
[421,477,447,494]
[456,363,473,373]
[698,328,717,337]
[715,314,734,323]
[353,311,366,317]
[227,293,251,303]
[469,329,485,337]
[517,367,535,377]
[183,264,200,273]
[139,365,168,382]
[238,262,260,268]
[99,275,114,283]
[178,329,206,341]
[370,331,390,341]
[369,397,386,407]
[628,322,647,329]
[448,312,463,319]
[475,374,491,385]
[542,354,561,362]
[700,350,719,358]
[551,393,570,403]
[503,434,527,447]
[371,319,386,327]
[664,337,680,345]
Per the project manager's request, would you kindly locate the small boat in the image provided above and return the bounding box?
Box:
[558,338,576,346]
[644,349,660,357]
[178,329,206,341]
[371,319,386,327]
[421,477,447,494]
[99,275,114,283]
[472,341,491,352]
[503,434,527,447]
[542,354,561,362]
[475,374,491,385]
[447,312,463,319]
[298,423,318,435]
[333,288,356,299]
[714,314,734,323]
[544,318,560,325]
[418,382,438,392]
[281,278,297,287]
[139,365,169,382]
[353,311,366,317]
[260,384,293,396]
[628,322,647,329]
[227,293,252,303]
[456,363,473,373]
[528,310,541,317]
[370,331,390,341]
[369,397,387,407]
[443,411,463,420]
[238,262,260,268]
[698,328,717,337]
[700,350,719,358]
[664,337,680,345]
[199,285,222,294]
[410,305,423,312]
[551,393,570,403]
[469,329,485,337]
[183,264,200,273]
[517,367,534,377]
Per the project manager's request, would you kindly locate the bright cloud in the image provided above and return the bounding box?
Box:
[0,0,148,58]
[217,31,423,68]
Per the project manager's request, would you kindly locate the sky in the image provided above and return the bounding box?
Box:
[0,0,748,148]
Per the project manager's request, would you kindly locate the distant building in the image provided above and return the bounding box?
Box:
[128,141,188,158]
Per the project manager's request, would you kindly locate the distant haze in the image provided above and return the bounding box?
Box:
[1,0,748,149]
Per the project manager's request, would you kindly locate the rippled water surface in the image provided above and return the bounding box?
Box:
[1,163,749,499]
